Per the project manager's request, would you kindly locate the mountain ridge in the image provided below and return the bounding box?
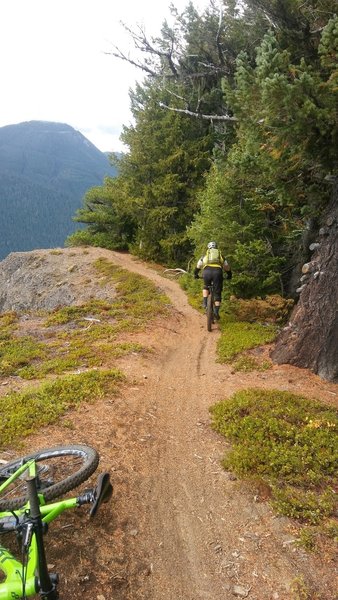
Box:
[0,120,117,259]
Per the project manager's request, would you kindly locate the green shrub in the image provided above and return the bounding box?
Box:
[0,369,124,448]
[296,527,317,552]
[217,321,276,362]
[178,273,203,310]
[0,337,46,376]
[210,388,338,524]
[229,295,294,324]
[0,313,19,344]
[231,355,271,372]
[272,487,335,525]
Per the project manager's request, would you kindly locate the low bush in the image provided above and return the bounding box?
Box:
[210,388,338,525]
[229,294,294,324]
[0,369,124,448]
[217,321,276,362]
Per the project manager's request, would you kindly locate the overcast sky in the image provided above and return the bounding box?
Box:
[0,0,209,152]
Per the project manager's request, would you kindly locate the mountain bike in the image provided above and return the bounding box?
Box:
[0,444,113,599]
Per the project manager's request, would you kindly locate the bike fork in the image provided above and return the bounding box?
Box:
[26,477,59,599]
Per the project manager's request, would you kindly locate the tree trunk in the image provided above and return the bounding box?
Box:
[271,187,338,381]
[286,217,317,298]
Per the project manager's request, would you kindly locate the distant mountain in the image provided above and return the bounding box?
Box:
[0,121,117,259]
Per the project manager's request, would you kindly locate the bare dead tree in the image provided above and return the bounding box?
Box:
[106,6,237,123]
[215,4,225,66]
[158,102,237,122]
[107,23,180,78]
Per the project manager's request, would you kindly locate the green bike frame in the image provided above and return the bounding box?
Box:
[0,447,111,599]
[0,498,78,599]
[0,459,78,599]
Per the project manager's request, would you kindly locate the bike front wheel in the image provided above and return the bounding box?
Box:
[0,444,99,511]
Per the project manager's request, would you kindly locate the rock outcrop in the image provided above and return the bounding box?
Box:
[0,247,117,313]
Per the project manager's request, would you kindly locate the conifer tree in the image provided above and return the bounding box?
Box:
[189,15,338,296]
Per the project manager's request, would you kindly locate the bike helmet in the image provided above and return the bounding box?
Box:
[207,241,217,249]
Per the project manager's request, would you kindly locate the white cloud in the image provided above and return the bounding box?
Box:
[0,0,210,152]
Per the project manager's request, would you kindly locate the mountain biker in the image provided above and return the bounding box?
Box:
[194,241,232,320]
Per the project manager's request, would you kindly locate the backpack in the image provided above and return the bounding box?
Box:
[204,247,222,266]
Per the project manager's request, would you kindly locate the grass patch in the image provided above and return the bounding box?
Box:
[17,353,99,379]
[0,260,170,379]
[210,388,338,526]
[0,258,169,450]
[0,312,19,341]
[44,299,112,326]
[231,355,271,372]
[0,312,18,328]
[290,576,311,600]
[294,520,338,553]
[45,259,170,329]
[94,258,170,320]
[294,521,338,556]
[96,341,144,358]
[217,321,276,363]
[0,337,47,376]
[0,369,124,448]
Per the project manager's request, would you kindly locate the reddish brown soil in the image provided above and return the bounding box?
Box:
[1,248,337,600]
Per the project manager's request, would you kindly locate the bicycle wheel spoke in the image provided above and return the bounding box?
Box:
[0,476,27,502]
[36,455,86,487]
[0,445,99,511]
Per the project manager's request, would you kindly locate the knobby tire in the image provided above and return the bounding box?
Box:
[0,444,99,511]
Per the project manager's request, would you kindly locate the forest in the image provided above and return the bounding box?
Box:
[0,173,83,258]
[67,0,338,379]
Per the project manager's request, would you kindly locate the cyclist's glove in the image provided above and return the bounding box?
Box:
[194,268,200,279]
[226,271,232,280]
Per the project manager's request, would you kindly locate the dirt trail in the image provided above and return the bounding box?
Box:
[2,248,337,600]
[94,251,337,600]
